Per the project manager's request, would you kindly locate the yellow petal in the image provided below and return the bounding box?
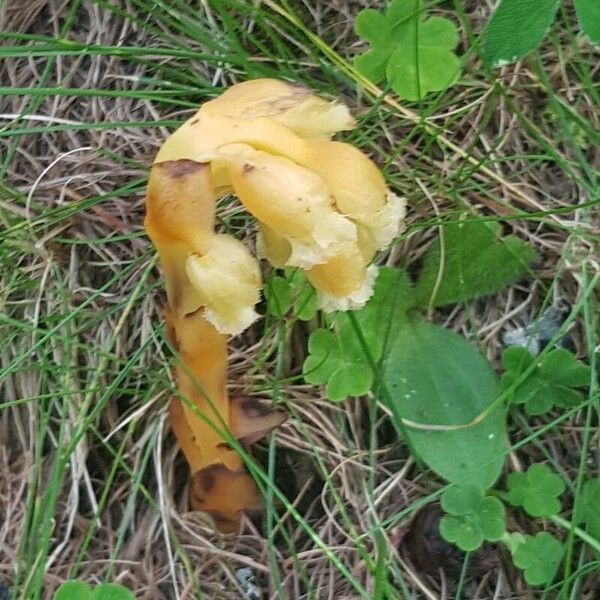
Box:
[155,115,307,165]
[256,223,291,268]
[198,78,355,138]
[306,244,377,311]
[185,234,261,335]
[301,140,405,253]
[218,143,357,269]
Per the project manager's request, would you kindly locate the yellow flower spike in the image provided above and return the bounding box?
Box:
[145,78,404,532]
[146,158,284,533]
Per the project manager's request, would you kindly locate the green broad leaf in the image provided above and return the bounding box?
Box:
[54,581,93,600]
[302,268,414,402]
[501,347,591,415]
[512,532,564,586]
[354,0,461,100]
[92,584,135,600]
[383,321,507,489]
[414,218,535,308]
[576,479,600,556]
[440,484,506,551]
[481,0,560,67]
[506,463,565,517]
[334,267,415,360]
[574,0,600,45]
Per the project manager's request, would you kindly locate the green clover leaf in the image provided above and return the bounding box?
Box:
[539,348,591,386]
[302,328,372,402]
[55,582,93,600]
[354,0,461,101]
[512,532,564,586]
[354,9,393,84]
[439,484,506,551]
[54,581,135,600]
[303,329,340,384]
[287,270,318,321]
[502,531,527,554]
[501,347,591,415]
[506,463,565,517]
[302,268,414,402]
[264,275,291,318]
[265,270,317,321]
[386,16,460,102]
[93,584,135,600]
[501,345,535,373]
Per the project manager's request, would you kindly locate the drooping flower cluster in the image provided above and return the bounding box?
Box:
[145,79,404,531]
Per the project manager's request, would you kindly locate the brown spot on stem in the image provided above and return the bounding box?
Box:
[243,163,255,173]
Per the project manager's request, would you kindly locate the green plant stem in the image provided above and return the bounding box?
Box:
[550,515,600,556]
[561,263,598,598]
[455,551,471,600]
